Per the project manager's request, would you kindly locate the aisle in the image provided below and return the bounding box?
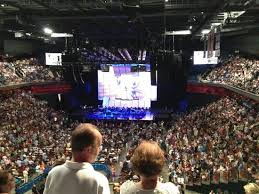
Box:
[114,142,131,182]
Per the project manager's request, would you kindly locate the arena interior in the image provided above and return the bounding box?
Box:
[0,0,258,193]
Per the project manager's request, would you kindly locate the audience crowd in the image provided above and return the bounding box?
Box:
[0,92,258,193]
[165,97,258,188]
[203,56,259,94]
[0,57,61,86]
[0,93,74,185]
[0,93,133,186]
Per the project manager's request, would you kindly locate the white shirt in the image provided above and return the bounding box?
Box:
[23,170,28,177]
[43,161,110,194]
[120,180,180,194]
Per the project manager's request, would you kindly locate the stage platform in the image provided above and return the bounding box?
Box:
[70,107,176,121]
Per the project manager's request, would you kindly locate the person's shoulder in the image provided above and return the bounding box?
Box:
[120,180,136,194]
[121,180,135,188]
[47,164,66,175]
[158,182,180,194]
[91,170,109,184]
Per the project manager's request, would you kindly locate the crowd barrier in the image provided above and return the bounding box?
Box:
[15,163,111,194]
[15,167,50,194]
[187,80,259,102]
[186,181,246,194]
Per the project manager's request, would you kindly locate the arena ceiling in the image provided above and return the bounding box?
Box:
[0,0,259,40]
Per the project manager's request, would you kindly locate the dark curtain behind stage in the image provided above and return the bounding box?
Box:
[155,52,187,110]
[62,65,98,110]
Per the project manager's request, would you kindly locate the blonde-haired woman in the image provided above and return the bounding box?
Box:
[244,183,259,194]
[120,141,180,194]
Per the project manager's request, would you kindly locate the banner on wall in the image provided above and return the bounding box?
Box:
[203,35,208,58]
[215,32,221,57]
[207,32,211,58]
[208,28,215,58]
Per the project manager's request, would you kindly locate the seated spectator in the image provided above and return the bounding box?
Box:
[120,141,180,194]
[0,170,15,194]
[0,56,62,86]
[203,56,259,94]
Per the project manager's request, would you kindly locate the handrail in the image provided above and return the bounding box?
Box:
[0,80,258,101]
[0,81,67,90]
[15,168,50,194]
[188,80,259,102]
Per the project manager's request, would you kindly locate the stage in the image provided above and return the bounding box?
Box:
[70,107,175,121]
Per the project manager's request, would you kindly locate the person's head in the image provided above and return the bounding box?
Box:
[0,170,15,194]
[71,123,102,163]
[131,140,165,178]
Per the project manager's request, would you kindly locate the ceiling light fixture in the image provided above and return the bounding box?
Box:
[201,29,210,34]
[44,27,53,35]
[211,22,222,26]
[51,33,73,38]
[165,30,192,35]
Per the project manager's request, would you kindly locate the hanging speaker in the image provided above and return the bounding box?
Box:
[150,54,157,85]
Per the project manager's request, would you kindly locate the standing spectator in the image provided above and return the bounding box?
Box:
[0,170,15,194]
[43,123,110,194]
[23,167,29,183]
[120,141,180,194]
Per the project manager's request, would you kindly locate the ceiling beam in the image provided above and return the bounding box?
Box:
[71,1,87,14]
[34,9,208,21]
[35,15,128,21]
[2,1,24,10]
[96,0,125,25]
[192,0,230,36]
[0,8,8,15]
[31,0,59,12]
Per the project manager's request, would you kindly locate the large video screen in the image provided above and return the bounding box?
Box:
[193,51,218,65]
[45,53,62,66]
[98,64,157,108]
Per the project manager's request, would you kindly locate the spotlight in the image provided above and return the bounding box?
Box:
[1,4,5,7]
[44,27,53,34]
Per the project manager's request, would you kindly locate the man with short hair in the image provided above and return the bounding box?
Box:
[0,170,15,194]
[43,123,110,194]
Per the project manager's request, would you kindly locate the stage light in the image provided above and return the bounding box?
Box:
[142,50,146,61]
[44,27,53,35]
[165,0,169,2]
[138,50,142,61]
[118,49,127,60]
[123,49,132,61]
[1,4,5,7]
[189,26,193,30]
